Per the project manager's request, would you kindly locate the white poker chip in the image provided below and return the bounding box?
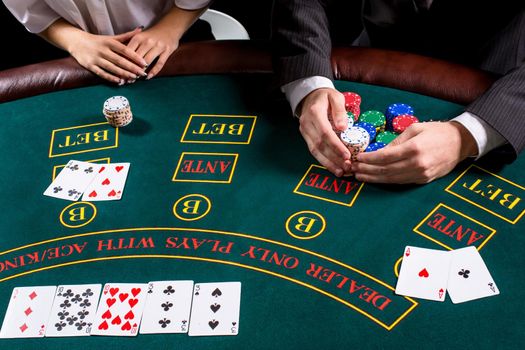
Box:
[329,113,354,133]
[340,126,370,148]
[346,113,355,129]
[103,96,133,127]
[103,96,130,112]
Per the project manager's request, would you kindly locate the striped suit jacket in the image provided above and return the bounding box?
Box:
[272,0,525,157]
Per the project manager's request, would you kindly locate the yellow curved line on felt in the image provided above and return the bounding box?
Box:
[0,254,417,330]
[1,227,408,293]
[0,227,402,292]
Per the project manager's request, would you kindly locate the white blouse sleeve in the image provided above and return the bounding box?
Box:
[2,0,61,33]
[174,0,212,10]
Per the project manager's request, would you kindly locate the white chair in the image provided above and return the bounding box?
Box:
[200,9,250,40]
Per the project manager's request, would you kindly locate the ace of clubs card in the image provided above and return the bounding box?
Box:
[447,246,499,303]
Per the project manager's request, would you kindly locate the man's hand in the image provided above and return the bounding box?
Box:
[351,121,478,184]
[299,88,352,177]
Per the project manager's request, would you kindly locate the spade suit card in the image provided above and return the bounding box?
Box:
[44,160,102,201]
[188,282,241,336]
[45,284,102,337]
[447,247,499,304]
[139,280,194,334]
[90,283,147,336]
[395,246,451,302]
[0,286,57,338]
[81,163,130,201]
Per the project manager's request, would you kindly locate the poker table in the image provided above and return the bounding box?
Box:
[0,41,524,349]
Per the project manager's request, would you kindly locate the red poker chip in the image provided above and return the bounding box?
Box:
[392,114,419,133]
[342,92,361,103]
[342,92,361,113]
[347,105,360,119]
[350,108,360,120]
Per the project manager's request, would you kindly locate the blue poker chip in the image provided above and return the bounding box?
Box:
[385,103,415,129]
[365,141,387,152]
[355,121,377,141]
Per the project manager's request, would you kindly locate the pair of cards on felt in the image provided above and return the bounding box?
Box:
[396,246,499,303]
[0,281,240,338]
[44,160,130,201]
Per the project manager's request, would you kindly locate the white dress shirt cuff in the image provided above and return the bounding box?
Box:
[452,112,507,158]
[281,76,335,116]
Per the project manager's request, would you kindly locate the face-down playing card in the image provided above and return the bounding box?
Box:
[395,246,452,302]
[139,280,194,334]
[189,281,241,336]
[90,283,147,336]
[0,286,57,338]
[447,246,499,304]
[45,284,102,337]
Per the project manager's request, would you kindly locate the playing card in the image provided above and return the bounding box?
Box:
[447,246,499,303]
[395,246,451,302]
[0,286,56,338]
[44,160,102,201]
[90,283,147,336]
[45,284,102,337]
[139,280,194,334]
[188,282,241,336]
[81,163,130,201]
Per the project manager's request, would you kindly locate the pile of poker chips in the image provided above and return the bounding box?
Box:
[385,103,414,130]
[103,96,133,127]
[338,92,420,156]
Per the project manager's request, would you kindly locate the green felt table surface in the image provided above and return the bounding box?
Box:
[0,74,523,349]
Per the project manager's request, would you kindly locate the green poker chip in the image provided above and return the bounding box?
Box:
[358,110,386,131]
[375,131,397,144]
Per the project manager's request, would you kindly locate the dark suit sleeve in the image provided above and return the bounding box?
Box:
[466,11,525,156]
[272,0,334,86]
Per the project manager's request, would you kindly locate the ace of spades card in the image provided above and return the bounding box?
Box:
[45,284,102,337]
[188,282,241,336]
[139,280,194,334]
[395,246,452,302]
[90,283,147,336]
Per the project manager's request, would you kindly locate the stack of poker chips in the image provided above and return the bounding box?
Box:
[385,103,414,130]
[103,96,133,127]
[337,92,421,155]
[343,92,361,120]
[340,126,370,161]
[355,103,419,151]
